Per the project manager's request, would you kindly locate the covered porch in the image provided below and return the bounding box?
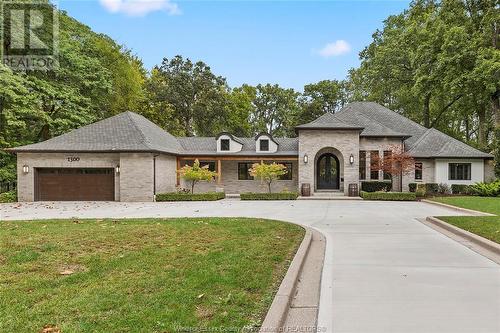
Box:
[176,156,299,194]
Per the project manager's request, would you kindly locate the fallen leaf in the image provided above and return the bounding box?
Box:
[197,293,205,299]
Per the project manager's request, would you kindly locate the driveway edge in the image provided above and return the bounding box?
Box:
[260,227,322,332]
[422,199,495,216]
[424,216,500,264]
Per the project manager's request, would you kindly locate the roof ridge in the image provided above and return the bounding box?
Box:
[407,127,432,151]
[124,111,151,149]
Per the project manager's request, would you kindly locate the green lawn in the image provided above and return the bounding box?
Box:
[431,196,500,244]
[0,218,304,332]
[431,196,500,215]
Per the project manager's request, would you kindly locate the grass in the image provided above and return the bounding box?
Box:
[0,218,304,332]
[430,196,500,215]
[430,196,500,244]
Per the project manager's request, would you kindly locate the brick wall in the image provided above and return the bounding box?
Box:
[119,153,155,201]
[16,152,120,202]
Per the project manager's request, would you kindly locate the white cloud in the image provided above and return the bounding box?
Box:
[317,40,351,57]
[99,0,180,17]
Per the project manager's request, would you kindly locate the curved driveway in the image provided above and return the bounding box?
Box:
[1,200,499,333]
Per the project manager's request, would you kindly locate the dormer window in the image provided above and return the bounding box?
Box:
[220,139,230,151]
[260,139,269,151]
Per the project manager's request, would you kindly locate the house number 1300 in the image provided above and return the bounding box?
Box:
[67,157,80,162]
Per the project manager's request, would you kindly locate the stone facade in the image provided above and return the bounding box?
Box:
[298,130,360,195]
[401,158,435,192]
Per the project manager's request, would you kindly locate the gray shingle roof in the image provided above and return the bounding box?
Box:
[177,137,298,156]
[9,111,182,154]
[407,128,492,159]
[295,112,365,130]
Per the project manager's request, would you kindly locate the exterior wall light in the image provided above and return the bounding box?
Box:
[349,154,354,165]
[22,165,29,174]
[115,165,120,174]
[303,154,308,164]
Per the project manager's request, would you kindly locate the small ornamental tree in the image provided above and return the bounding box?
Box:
[370,144,415,190]
[177,159,217,194]
[249,162,288,193]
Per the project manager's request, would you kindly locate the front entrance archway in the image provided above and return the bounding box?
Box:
[316,153,340,190]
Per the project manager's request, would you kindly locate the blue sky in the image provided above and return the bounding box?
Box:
[59,0,410,90]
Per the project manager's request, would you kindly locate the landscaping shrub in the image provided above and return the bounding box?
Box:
[425,183,439,195]
[361,181,392,192]
[416,184,426,197]
[468,180,500,197]
[240,192,299,200]
[360,191,416,201]
[408,183,417,192]
[0,190,17,203]
[438,183,451,194]
[156,192,225,201]
[451,184,470,195]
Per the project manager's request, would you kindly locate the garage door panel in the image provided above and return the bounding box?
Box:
[36,168,114,201]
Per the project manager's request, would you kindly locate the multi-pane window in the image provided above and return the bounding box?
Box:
[278,163,293,180]
[415,162,423,180]
[260,139,269,151]
[220,139,230,151]
[383,150,392,180]
[238,163,254,180]
[359,151,366,180]
[449,163,471,180]
[370,150,379,180]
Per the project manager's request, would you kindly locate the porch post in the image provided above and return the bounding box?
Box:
[176,157,181,186]
[217,159,222,184]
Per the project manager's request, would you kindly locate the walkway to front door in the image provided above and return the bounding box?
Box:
[316,153,340,190]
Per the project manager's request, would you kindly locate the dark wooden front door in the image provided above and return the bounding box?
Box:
[35,168,115,201]
[316,153,340,190]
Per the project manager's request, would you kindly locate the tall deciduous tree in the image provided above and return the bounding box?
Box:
[299,80,348,122]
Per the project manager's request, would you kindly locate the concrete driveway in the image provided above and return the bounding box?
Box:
[1,200,499,333]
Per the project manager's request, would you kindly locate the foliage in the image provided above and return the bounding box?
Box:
[468,180,500,197]
[409,183,417,192]
[438,183,451,195]
[177,159,218,194]
[249,162,288,193]
[298,80,348,123]
[360,181,392,192]
[0,190,17,203]
[360,191,416,201]
[451,184,471,195]
[0,7,146,181]
[369,144,415,183]
[240,192,299,200]
[0,218,304,331]
[347,0,499,166]
[425,183,439,195]
[156,192,225,201]
[415,187,426,198]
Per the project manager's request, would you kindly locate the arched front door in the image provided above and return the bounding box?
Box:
[317,153,340,190]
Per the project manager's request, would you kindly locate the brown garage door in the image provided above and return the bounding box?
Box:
[35,168,115,201]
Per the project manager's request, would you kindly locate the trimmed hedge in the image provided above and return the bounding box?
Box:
[0,190,17,203]
[240,192,299,200]
[156,192,225,201]
[451,184,470,195]
[361,181,392,192]
[408,183,417,192]
[360,191,416,201]
[425,183,439,194]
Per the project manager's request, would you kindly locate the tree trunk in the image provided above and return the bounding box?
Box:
[493,92,500,130]
[478,108,487,149]
[191,181,195,194]
[267,181,272,193]
[423,93,431,128]
[465,118,470,141]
